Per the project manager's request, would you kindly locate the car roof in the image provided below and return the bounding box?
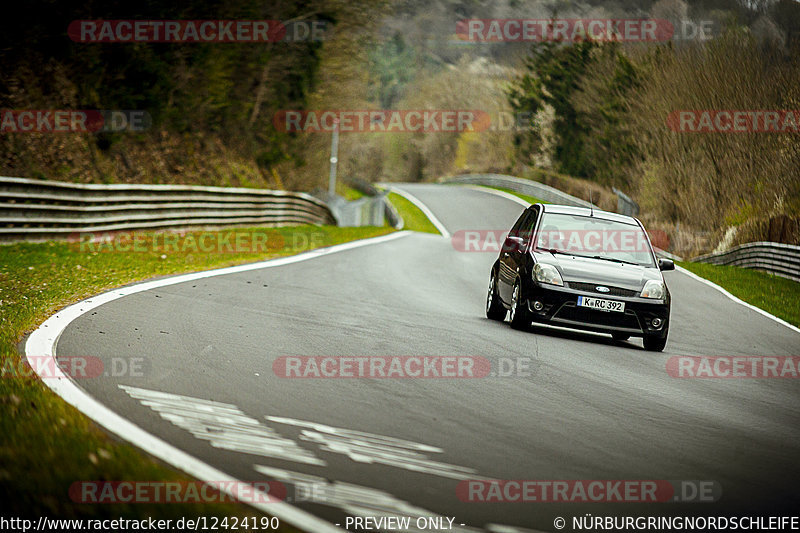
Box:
[535,203,639,225]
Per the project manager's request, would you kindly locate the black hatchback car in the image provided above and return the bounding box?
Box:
[486,203,674,351]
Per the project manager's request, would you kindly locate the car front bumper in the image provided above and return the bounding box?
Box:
[525,283,670,338]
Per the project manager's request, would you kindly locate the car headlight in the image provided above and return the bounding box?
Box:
[533,263,563,286]
[641,280,666,299]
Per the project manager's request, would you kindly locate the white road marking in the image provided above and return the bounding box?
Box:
[119,385,477,479]
[675,266,800,335]
[383,186,451,238]
[267,415,478,480]
[120,386,324,465]
[116,386,488,527]
[25,230,412,533]
[268,416,442,452]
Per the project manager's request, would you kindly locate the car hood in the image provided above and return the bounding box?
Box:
[536,252,662,290]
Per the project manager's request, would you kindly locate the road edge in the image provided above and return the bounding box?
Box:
[675,265,800,335]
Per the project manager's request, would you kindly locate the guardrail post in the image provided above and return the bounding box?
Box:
[328,119,340,197]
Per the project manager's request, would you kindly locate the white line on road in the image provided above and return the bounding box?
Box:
[267,415,478,480]
[120,385,326,465]
[676,265,800,335]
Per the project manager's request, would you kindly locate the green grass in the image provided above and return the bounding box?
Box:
[340,185,365,201]
[679,261,800,328]
[0,225,393,523]
[386,192,441,234]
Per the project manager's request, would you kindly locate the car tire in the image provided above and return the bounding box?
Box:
[509,279,531,330]
[486,271,506,321]
[643,329,668,352]
[612,332,630,341]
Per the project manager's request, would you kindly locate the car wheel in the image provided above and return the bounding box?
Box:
[612,332,630,341]
[486,271,506,321]
[509,279,531,330]
[643,329,668,352]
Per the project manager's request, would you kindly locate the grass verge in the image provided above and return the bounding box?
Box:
[678,261,800,328]
[0,225,393,524]
[385,192,440,234]
[340,185,365,201]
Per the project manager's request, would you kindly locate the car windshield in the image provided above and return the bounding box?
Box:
[534,213,656,267]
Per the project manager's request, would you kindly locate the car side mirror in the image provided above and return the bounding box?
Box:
[658,258,675,271]
[503,235,525,253]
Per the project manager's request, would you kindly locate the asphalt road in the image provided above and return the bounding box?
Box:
[57,184,800,532]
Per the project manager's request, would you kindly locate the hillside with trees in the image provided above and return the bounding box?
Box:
[1,0,798,252]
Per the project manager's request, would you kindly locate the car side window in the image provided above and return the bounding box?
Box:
[509,210,529,235]
[518,207,540,248]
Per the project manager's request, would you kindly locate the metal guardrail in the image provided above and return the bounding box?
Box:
[0,176,336,241]
[440,173,595,208]
[346,178,402,229]
[612,187,640,217]
[325,194,387,227]
[312,180,388,228]
[693,242,800,282]
[383,195,403,230]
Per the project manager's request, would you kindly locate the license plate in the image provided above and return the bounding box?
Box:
[577,296,625,312]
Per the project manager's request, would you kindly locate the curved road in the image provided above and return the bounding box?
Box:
[55,184,800,532]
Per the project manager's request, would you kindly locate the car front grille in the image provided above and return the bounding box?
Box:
[553,302,642,330]
[567,282,638,297]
